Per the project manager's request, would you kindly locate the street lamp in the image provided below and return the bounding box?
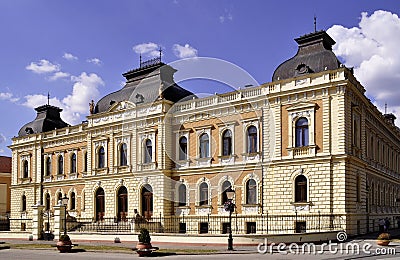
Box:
[224,187,235,251]
[61,195,69,235]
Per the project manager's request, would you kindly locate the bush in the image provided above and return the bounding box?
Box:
[377,233,391,240]
[59,234,70,242]
[138,228,151,244]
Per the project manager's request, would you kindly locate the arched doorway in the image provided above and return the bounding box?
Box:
[117,186,128,221]
[95,188,105,221]
[141,184,153,220]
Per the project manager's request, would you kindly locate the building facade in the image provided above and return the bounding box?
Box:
[0,156,11,215]
[9,31,400,236]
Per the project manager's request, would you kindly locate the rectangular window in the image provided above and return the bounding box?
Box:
[222,222,231,234]
[199,222,208,234]
[246,222,257,234]
[295,221,306,233]
[179,223,186,233]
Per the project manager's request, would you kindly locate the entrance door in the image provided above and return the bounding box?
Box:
[141,184,153,220]
[95,188,105,221]
[117,186,128,221]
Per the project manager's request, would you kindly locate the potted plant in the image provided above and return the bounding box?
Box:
[56,234,72,253]
[377,232,391,246]
[136,228,153,256]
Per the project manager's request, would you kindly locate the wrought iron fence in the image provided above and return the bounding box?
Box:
[68,213,344,235]
[8,218,33,232]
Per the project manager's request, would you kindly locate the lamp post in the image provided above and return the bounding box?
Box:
[61,195,69,235]
[224,187,235,251]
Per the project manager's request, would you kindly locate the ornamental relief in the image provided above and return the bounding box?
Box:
[291,110,311,120]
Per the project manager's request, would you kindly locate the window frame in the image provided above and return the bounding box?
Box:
[144,139,152,163]
[246,179,257,204]
[295,117,309,147]
[70,153,77,173]
[199,182,209,206]
[294,175,308,203]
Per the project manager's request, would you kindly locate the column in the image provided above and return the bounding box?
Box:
[53,204,65,240]
[31,204,44,240]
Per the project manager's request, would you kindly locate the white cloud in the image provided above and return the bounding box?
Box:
[87,58,102,65]
[327,10,400,124]
[48,71,70,81]
[132,42,160,58]
[172,43,198,59]
[0,92,19,103]
[219,9,233,23]
[63,52,78,61]
[23,72,104,125]
[0,133,6,143]
[26,59,60,74]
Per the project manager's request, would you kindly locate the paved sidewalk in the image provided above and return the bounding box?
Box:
[0,237,259,254]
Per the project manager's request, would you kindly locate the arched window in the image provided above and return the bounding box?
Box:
[70,192,76,210]
[246,179,257,204]
[22,195,27,212]
[57,193,62,205]
[141,184,153,219]
[45,157,51,176]
[221,180,231,204]
[295,175,308,202]
[295,117,309,147]
[117,186,128,221]
[45,193,51,211]
[98,147,105,168]
[144,139,152,163]
[178,184,187,206]
[179,137,188,160]
[58,156,63,175]
[23,160,29,178]
[70,153,76,173]
[120,143,128,166]
[199,133,209,158]
[222,130,232,156]
[199,182,208,206]
[84,152,88,172]
[95,188,105,221]
[247,126,257,153]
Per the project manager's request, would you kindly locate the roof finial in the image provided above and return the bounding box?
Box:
[159,46,162,62]
[139,53,142,68]
[385,102,388,114]
[314,15,317,32]
[47,92,50,105]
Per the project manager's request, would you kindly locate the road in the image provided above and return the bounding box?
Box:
[1,247,400,260]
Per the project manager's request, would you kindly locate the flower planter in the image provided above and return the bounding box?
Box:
[136,242,153,257]
[56,240,72,253]
[377,240,390,246]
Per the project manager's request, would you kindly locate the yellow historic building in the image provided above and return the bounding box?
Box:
[9,30,400,236]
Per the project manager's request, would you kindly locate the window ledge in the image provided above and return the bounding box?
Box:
[19,177,31,184]
[291,202,312,212]
[241,204,260,214]
[55,174,65,181]
[93,167,109,175]
[68,173,78,179]
[138,162,156,171]
[287,145,316,158]
[195,157,212,167]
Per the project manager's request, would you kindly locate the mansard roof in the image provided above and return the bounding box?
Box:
[272,30,342,81]
[18,105,69,137]
[94,59,195,114]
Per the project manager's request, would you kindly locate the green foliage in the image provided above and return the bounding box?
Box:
[377,233,391,240]
[138,228,151,243]
[59,234,70,242]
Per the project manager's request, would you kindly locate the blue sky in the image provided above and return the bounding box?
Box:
[1,0,400,156]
